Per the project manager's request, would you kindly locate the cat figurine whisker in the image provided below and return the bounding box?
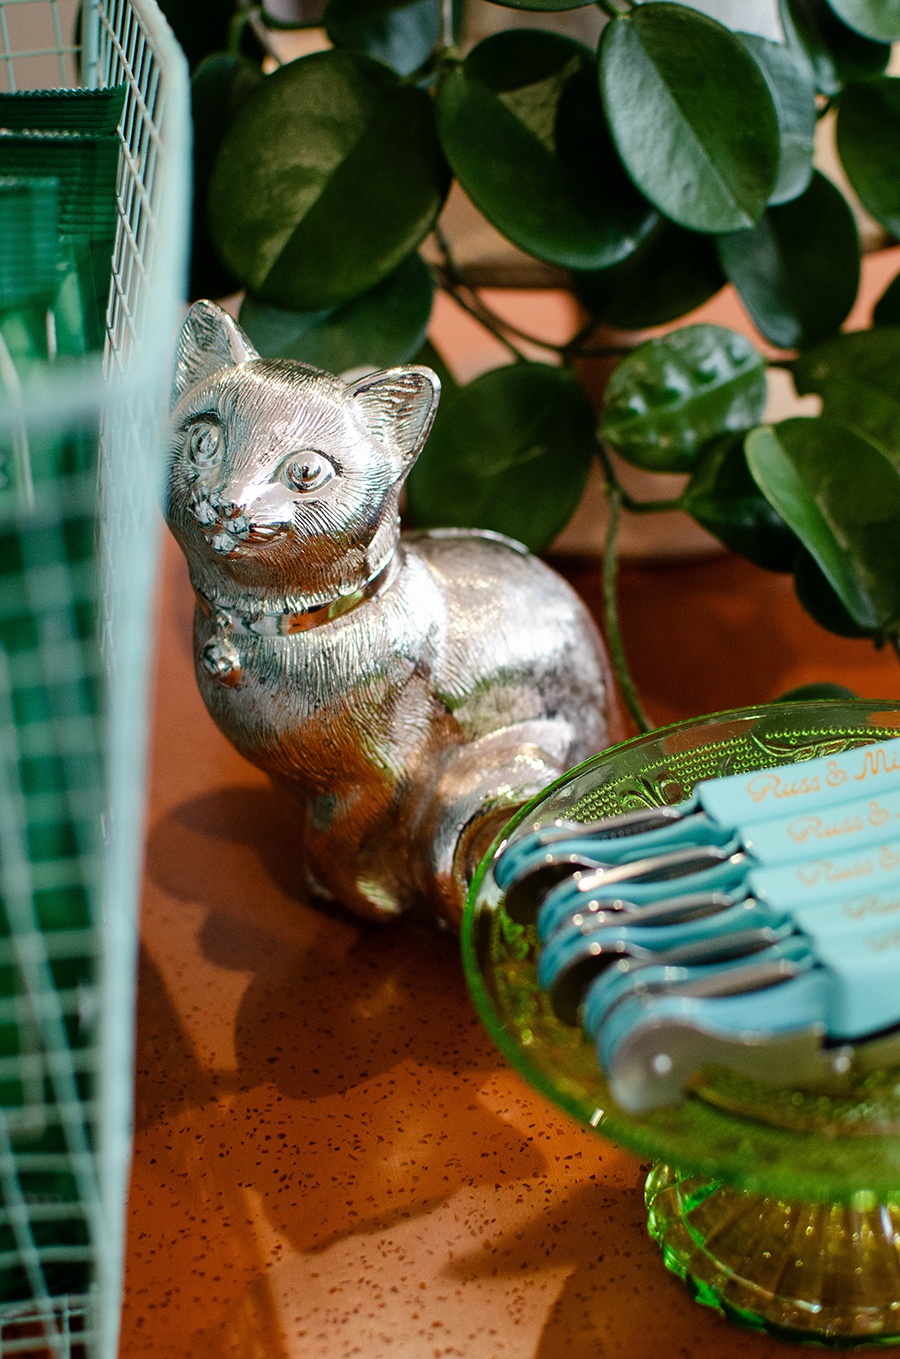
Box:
[166,299,620,928]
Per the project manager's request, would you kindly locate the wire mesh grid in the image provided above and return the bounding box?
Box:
[0,3,79,92]
[0,2,188,1356]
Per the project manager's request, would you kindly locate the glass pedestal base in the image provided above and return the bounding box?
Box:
[464,705,900,1348]
[646,1164,900,1347]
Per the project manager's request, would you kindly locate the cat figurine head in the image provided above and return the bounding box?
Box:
[167,300,440,609]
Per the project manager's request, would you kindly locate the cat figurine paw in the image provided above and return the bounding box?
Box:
[166,299,621,929]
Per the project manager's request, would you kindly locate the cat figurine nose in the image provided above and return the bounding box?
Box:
[190,493,250,539]
[210,492,240,519]
[190,497,217,527]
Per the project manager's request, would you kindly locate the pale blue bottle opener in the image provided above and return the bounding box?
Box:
[496,734,900,923]
[490,737,900,1111]
[534,834,900,1021]
[591,908,900,1112]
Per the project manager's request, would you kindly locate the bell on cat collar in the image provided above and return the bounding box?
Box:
[200,635,242,687]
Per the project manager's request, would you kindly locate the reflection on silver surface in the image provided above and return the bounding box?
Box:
[165,300,617,928]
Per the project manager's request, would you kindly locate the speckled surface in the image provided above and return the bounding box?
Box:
[122,503,900,1358]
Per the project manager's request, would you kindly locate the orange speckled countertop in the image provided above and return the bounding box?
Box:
[121,527,899,1359]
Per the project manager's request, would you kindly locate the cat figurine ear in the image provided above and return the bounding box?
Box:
[349,367,440,479]
[171,299,258,409]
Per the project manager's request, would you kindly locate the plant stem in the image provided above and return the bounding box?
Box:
[432,227,572,359]
[432,229,643,365]
[228,4,259,55]
[561,317,601,361]
[603,483,652,734]
[622,494,684,514]
[575,341,640,359]
[890,633,900,668]
[595,438,683,515]
[402,51,444,85]
[440,0,455,53]
[439,278,527,361]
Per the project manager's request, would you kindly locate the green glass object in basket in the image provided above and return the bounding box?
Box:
[463,701,900,1346]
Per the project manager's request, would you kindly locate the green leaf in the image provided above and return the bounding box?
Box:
[793,328,900,461]
[600,325,767,473]
[190,53,264,301]
[874,271,900,327]
[824,0,900,43]
[775,679,861,700]
[598,4,779,234]
[793,547,872,637]
[436,32,656,273]
[736,34,816,206]
[156,0,233,69]
[325,0,442,78]
[681,431,798,571]
[836,78,900,239]
[779,0,890,96]
[746,417,900,632]
[405,363,594,551]
[209,50,450,311]
[239,252,434,372]
[412,339,457,397]
[573,219,724,330]
[483,0,597,12]
[716,172,859,351]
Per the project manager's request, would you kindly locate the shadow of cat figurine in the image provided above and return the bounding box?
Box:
[166,299,620,928]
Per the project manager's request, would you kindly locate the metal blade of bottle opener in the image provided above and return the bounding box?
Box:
[537,898,795,1025]
[536,844,900,1026]
[581,935,816,1042]
[597,909,900,1112]
[502,839,746,925]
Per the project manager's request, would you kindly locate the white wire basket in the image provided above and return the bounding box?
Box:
[0,2,189,1354]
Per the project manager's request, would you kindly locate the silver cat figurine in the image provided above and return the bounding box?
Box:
[166,299,619,928]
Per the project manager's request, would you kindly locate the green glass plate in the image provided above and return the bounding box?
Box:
[462,702,900,1205]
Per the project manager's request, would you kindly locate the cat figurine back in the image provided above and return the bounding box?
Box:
[166,299,620,929]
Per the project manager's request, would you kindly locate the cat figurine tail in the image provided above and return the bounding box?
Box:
[166,299,623,930]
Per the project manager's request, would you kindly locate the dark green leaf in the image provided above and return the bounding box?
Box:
[793,547,872,637]
[156,0,233,69]
[775,679,861,700]
[746,417,900,631]
[436,32,656,272]
[824,0,900,43]
[779,0,890,96]
[239,252,434,372]
[736,34,816,206]
[716,172,859,350]
[209,50,450,311]
[573,219,724,330]
[405,363,594,551]
[874,271,900,327]
[190,53,264,300]
[837,78,900,239]
[601,325,767,473]
[325,0,442,77]
[483,0,596,12]
[681,431,798,570]
[793,328,900,461]
[599,4,779,234]
[412,339,457,397]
